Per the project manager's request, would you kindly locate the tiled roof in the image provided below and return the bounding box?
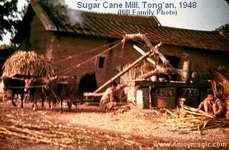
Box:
[38,2,160,37]
[14,0,229,52]
[146,27,229,51]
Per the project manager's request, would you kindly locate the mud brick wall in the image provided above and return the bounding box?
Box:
[160,45,229,79]
[24,14,229,90]
[48,36,142,86]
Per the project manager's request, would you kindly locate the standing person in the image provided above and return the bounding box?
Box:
[99,81,119,112]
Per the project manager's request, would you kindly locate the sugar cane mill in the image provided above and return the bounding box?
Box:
[0,0,229,149]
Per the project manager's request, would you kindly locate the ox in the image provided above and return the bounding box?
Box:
[2,76,25,108]
[25,75,77,112]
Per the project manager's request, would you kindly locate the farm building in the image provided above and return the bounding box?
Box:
[12,0,229,96]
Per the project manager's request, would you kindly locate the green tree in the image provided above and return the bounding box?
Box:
[216,24,229,37]
[0,0,19,41]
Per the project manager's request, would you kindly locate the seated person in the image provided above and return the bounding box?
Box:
[213,97,226,118]
[198,94,226,118]
[99,81,121,112]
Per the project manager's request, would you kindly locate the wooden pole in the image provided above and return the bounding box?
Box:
[133,44,182,79]
[123,34,170,65]
[93,42,162,93]
[133,45,156,65]
[84,92,103,97]
[122,33,154,49]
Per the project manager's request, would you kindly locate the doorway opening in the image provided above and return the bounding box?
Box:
[78,73,98,101]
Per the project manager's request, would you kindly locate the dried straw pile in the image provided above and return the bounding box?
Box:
[2,51,55,77]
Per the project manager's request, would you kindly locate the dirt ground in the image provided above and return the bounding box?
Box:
[0,100,229,150]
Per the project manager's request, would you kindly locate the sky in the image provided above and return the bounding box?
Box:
[1,0,229,45]
[157,0,229,30]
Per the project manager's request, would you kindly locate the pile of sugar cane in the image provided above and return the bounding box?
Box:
[164,106,229,134]
[0,108,109,149]
[2,51,55,77]
[0,111,78,149]
[0,108,142,149]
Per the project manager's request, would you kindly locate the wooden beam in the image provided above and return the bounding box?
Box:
[84,92,103,97]
[133,44,182,79]
[133,45,156,65]
[123,33,169,65]
[122,33,154,50]
[93,42,162,93]
[94,33,183,93]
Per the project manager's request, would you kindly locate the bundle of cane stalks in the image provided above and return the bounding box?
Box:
[164,106,229,134]
[2,51,55,77]
[0,112,77,149]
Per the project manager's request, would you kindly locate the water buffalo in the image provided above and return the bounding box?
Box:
[25,75,78,112]
[2,76,25,108]
[56,75,78,111]
[24,78,47,110]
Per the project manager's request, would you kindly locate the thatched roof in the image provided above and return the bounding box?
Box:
[2,51,55,78]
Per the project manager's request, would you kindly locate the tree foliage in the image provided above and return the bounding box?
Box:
[216,24,229,37]
[0,0,19,40]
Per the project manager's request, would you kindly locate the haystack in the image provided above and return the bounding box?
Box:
[2,51,55,78]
